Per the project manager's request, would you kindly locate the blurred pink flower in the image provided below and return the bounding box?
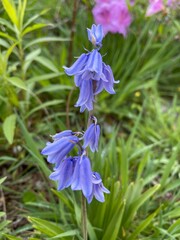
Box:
[95,0,111,2]
[146,0,165,16]
[92,0,132,37]
[130,0,135,6]
[167,0,180,7]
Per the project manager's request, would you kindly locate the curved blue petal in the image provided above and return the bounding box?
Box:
[102,63,116,94]
[95,25,104,45]
[41,136,79,155]
[83,123,100,152]
[94,125,100,151]
[101,184,110,194]
[41,138,68,155]
[94,185,105,202]
[92,172,102,184]
[85,50,103,75]
[74,74,83,87]
[75,80,94,112]
[52,130,73,140]
[80,156,93,197]
[63,53,88,76]
[94,79,104,95]
[83,124,94,149]
[71,157,81,190]
[57,158,75,190]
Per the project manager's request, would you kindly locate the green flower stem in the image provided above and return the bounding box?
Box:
[81,193,87,240]
[81,110,94,239]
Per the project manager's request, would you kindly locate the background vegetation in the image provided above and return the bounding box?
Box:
[0,0,180,239]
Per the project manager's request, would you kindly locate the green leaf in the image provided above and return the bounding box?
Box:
[24,49,41,72]
[35,56,59,73]
[17,116,50,176]
[1,0,19,27]
[24,37,69,49]
[18,0,27,30]
[0,220,11,231]
[28,217,64,237]
[168,219,180,234]
[25,100,64,118]
[102,201,126,240]
[0,18,14,31]
[0,32,16,41]
[0,177,7,185]
[5,42,18,60]
[2,114,16,144]
[0,212,5,218]
[160,145,179,188]
[128,206,161,240]
[124,184,160,227]
[47,230,79,239]
[119,139,128,192]
[3,234,22,240]
[23,9,50,29]
[51,189,73,212]
[165,207,180,219]
[0,39,10,48]
[36,85,72,94]
[7,77,27,90]
[22,23,48,36]
[25,49,41,61]
[26,72,63,84]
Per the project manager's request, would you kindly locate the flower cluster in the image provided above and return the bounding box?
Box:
[92,0,179,37]
[42,24,114,204]
[42,118,109,203]
[146,0,180,15]
[64,25,118,112]
[93,0,132,37]
[167,0,180,8]
[146,0,165,16]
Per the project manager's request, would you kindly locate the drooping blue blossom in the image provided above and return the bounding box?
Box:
[71,153,93,198]
[41,130,79,168]
[83,122,100,152]
[49,156,77,190]
[64,50,103,78]
[95,62,119,95]
[87,24,104,49]
[87,172,110,203]
[75,79,94,112]
[63,24,118,112]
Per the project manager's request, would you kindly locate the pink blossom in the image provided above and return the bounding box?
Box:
[92,0,132,37]
[146,0,165,16]
[167,0,180,8]
[130,0,135,6]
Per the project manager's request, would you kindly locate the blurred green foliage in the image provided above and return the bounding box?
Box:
[0,0,180,239]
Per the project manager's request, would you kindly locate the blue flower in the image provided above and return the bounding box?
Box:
[41,131,79,168]
[63,53,89,76]
[71,154,93,198]
[63,24,119,112]
[49,156,77,190]
[87,24,104,49]
[64,49,103,79]
[95,63,119,95]
[87,172,110,204]
[83,123,100,152]
[75,79,94,112]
